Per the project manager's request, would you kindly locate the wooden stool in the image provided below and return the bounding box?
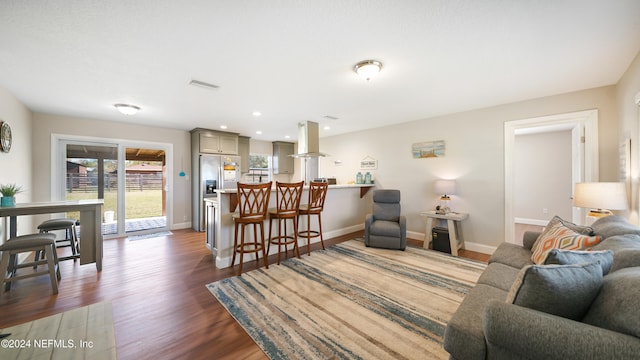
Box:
[0,233,61,295]
[35,218,80,262]
[231,182,272,275]
[268,181,304,265]
[298,181,329,255]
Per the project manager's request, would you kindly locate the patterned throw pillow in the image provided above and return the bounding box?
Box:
[531,219,601,265]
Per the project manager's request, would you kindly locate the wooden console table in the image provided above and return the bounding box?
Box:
[420,210,468,256]
[0,200,104,271]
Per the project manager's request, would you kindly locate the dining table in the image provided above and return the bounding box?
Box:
[0,199,104,271]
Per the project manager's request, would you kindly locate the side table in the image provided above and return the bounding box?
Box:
[419,211,469,256]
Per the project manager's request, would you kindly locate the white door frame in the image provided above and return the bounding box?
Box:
[51,133,173,238]
[504,110,599,243]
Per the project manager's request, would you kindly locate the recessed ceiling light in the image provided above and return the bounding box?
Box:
[114,103,140,115]
[256,130,262,135]
[323,126,331,130]
[284,135,291,139]
[252,111,262,117]
[220,125,228,129]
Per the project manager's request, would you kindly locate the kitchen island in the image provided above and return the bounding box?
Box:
[207,184,374,269]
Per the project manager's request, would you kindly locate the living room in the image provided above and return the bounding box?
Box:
[1,1,640,359]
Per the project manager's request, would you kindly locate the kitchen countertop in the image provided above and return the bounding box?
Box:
[214,183,374,194]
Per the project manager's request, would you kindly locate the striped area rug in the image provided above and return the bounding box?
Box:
[207,239,486,359]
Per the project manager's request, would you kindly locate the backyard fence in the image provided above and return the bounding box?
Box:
[66,173,163,192]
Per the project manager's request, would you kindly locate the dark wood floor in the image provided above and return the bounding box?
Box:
[0,230,489,359]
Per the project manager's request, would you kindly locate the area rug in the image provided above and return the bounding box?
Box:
[0,301,116,359]
[207,239,486,359]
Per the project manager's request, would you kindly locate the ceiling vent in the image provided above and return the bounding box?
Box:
[189,79,220,90]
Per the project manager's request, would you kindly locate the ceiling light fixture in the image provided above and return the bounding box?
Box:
[354,60,382,81]
[114,103,140,115]
[252,111,262,117]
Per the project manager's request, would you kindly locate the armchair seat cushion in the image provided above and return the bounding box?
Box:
[369,220,401,237]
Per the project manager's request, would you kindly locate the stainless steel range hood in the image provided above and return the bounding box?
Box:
[292,121,328,158]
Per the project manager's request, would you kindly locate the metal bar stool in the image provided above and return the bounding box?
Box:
[34,218,80,263]
[297,181,329,255]
[268,181,304,265]
[0,233,61,295]
[231,182,272,275]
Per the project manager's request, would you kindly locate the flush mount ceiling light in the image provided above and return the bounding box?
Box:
[114,103,140,115]
[354,60,382,81]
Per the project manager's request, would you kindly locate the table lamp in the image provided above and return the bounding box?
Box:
[573,182,627,218]
[434,179,457,214]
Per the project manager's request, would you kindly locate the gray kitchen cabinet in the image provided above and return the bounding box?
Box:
[238,136,250,173]
[192,128,239,155]
[272,141,294,174]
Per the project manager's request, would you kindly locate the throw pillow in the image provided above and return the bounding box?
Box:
[530,218,601,264]
[544,249,614,275]
[506,262,603,321]
[582,267,640,338]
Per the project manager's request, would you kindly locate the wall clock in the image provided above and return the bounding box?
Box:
[1,121,12,153]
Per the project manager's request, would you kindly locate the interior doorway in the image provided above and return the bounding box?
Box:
[504,110,599,243]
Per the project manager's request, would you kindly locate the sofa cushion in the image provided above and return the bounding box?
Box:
[582,267,640,338]
[590,235,640,272]
[506,262,603,321]
[489,242,533,269]
[544,249,614,275]
[477,263,521,292]
[530,218,601,264]
[591,215,640,240]
[444,284,508,360]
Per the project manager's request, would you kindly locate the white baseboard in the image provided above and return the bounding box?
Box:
[464,242,496,255]
[171,222,192,230]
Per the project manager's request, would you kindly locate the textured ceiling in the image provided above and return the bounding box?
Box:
[1,1,639,141]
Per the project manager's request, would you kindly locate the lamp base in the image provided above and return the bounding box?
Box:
[587,209,613,218]
[584,209,613,226]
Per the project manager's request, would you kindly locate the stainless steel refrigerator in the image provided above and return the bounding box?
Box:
[192,154,241,231]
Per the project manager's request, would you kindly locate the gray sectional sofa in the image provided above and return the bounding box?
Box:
[443,215,640,360]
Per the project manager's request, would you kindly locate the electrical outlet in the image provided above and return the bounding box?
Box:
[542,208,548,214]
[183,215,187,221]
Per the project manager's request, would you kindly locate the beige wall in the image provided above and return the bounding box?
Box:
[0,85,33,240]
[31,113,192,230]
[319,85,618,252]
[616,50,640,223]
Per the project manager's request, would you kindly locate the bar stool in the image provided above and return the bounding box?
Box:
[268,181,304,265]
[34,218,79,263]
[231,182,272,275]
[298,181,329,255]
[0,233,61,294]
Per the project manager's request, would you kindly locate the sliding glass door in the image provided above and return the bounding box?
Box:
[56,137,171,238]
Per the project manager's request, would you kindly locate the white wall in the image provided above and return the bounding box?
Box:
[616,50,640,223]
[0,84,33,241]
[319,85,618,251]
[514,130,572,221]
[31,113,192,230]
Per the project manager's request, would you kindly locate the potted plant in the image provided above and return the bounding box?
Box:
[0,183,23,207]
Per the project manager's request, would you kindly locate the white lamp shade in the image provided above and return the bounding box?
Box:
[573,182,628,210]
[434,179,457,196]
